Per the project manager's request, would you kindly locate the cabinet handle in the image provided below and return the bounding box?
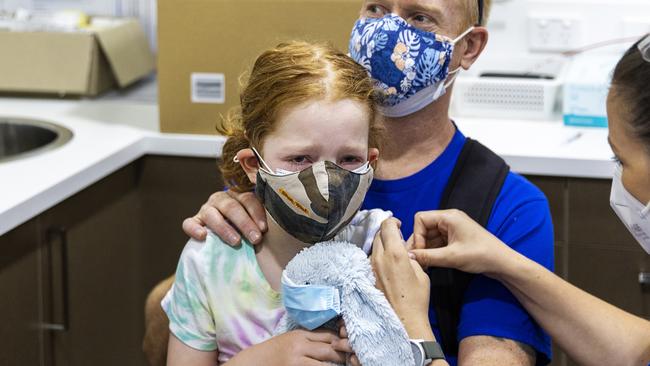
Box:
[41,227,70,332]
[640,272,650,286]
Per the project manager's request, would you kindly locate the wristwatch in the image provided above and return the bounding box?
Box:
[409,339,445,366]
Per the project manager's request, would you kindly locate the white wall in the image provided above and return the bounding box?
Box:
[485,0,650,58]
[2,0,649,59]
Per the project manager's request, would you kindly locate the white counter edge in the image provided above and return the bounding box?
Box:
[0,134,226,236]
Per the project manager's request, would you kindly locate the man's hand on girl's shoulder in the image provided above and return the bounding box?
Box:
[183,190,267,246]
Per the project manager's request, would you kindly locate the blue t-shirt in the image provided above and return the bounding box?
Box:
[361,128,553,365]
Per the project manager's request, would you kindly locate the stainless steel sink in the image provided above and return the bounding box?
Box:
[0,117,73,163]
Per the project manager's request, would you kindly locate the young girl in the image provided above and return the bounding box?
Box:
[162,41,384,365]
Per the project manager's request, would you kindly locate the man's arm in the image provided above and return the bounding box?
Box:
[459,336,535,366]
[451,184,555,364]
[143,275,174,366]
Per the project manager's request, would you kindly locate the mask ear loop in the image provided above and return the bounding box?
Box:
[250,146,275,174]
[616,163,650,218]
[452,26,475,44]
[444,27,476,89]
[641,203,650,219]
[444,67,463,88]
[638,33,650,62]
[351,161,372,174]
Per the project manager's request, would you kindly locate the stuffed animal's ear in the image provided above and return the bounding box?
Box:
[341,281,415,366]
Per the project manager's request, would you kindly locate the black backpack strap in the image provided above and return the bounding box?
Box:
[430,137,510,357]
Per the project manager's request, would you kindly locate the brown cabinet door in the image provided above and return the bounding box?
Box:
[40,164,145,366]
[137,155,225,293]
[526,176,570,366]
[2,156,223,366]
[568,178,650,318]
[0,219,43,366]
[568,244,650,317]
[565,178,650,366]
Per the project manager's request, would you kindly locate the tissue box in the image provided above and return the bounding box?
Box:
[157,0,363,134]
[0,18,155,97]
[563,55,620,128]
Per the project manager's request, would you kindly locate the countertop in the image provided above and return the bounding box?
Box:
[0,81,614,236]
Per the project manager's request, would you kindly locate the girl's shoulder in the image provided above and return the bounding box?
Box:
[178,231,258,278]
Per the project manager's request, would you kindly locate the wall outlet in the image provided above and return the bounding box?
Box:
[528,15,582,52]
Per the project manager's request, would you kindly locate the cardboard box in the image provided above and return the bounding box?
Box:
[158,0,363,134]
[0,19,155,96]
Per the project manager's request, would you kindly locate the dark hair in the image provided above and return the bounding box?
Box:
[611,34,650,152]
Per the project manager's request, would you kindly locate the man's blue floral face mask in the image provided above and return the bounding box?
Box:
[349,14,473,117]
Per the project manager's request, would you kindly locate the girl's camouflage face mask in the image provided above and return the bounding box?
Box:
[252,148,374,244]
[348,13,473,117]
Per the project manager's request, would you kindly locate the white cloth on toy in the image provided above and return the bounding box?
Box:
[333,209,393,254]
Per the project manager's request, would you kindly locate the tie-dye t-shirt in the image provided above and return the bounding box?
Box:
[161,232,284,364]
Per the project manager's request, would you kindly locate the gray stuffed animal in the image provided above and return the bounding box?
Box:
[274,240,415,366]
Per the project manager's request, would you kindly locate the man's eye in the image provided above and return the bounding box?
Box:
[365,4,387,18]
[408,14,438,31]
[413,14,429,22]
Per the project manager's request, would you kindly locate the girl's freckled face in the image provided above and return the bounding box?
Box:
[260,98,377,173]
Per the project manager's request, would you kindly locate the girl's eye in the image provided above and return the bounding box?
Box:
[288,156,312,166]
[611,155,622,165]
[339,155,363,166]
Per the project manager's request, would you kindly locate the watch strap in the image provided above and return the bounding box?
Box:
[422,341,445,360]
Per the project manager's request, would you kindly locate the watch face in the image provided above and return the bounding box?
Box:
[410,341,424,365]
